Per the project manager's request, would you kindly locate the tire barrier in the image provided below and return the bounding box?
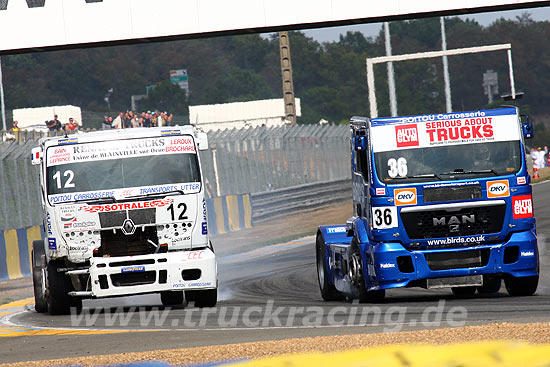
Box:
[206,194,253,235]
[0,226,43,281]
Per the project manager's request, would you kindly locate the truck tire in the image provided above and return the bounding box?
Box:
[160,291,184,306]
[193,289,217,307]
[316,232,344,301]
[46,260,81,315]
[451,286,477,296]
[31,241,48,313]
[351,238,385,303]
[504,275,538,296]
[477,276,501,294]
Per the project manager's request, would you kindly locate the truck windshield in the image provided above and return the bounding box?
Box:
[374,140,522,183]
[45,135,201,198]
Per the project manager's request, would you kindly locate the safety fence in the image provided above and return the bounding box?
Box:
[0,124,350,231]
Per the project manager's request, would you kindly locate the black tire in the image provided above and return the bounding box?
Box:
[160,291,184,306]
[351,238,385,303]
[46,260,76,315]
[193,289,217,308]
[31,241,48,313]
[316,232,344,301]
[505,275,539,296]
[477,276,501,294]
[451,286,477,296]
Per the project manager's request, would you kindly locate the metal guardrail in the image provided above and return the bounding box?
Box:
[251,179,352,223]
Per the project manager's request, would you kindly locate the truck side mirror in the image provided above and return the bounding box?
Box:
[31,147,42,165]
[354,136,366,151]
[520,115,533,139]
[196,132,209,150]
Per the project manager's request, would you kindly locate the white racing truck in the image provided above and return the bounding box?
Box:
[31,127,217,315]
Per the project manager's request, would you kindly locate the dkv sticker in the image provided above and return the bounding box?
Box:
[394,188,417,206]
[487,180,509,198]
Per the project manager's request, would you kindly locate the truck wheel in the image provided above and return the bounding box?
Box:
[31,241,48,313]
[160,291,184,306]
[350,238,385,303]
[193,289,217,307]
[504,275,538,296]
[477,276,501,294]
[316,232,344,301]
[46,260,79,315]
[451,286,477,296]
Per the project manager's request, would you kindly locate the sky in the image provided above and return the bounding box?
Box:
[299,7,550,43]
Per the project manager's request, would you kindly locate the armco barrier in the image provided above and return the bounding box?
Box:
[251,179,351,223]
[0,226,43,281]
[0,194,252,280]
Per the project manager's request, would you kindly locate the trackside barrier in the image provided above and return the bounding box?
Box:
[203,342,550,366]
[251,179,351,223]
[0,226,43,281]
[86,342,550,366]
[207,194,253,235]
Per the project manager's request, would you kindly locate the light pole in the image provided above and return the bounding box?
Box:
[0,56,6,131]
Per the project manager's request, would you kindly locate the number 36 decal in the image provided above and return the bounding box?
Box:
[371,206,398,229]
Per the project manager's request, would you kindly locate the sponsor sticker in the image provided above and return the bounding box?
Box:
[121,266,145,273]
[57,137,78,145]
[394,188,417,206]
[395,124,419,148]
[326,226,347,234]
[46,212,53,235]
[202,222,208,235]
[521,251,535,257]
[512,195,533,219]
[487,180,509,198]
[48,238,57,250]
[375,188,385,196]
[380,263,396,269]
[517,176,527,185]
[80,198,173,213]
[161,129,181,136]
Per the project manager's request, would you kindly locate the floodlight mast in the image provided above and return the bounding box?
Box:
[366,43,515,118]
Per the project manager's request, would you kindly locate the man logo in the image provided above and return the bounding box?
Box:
[433,215,475,232]
[394,188,417,206]
[487,180,509,198]
[395,124,419,148]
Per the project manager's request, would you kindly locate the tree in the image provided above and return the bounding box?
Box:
[139,81,189,115]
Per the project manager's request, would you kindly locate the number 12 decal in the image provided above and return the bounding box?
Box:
[167,203,188,220]
[53,170,75,189]
[371,206,397,229]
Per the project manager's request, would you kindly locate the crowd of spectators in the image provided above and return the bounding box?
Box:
[102,110,174,130]
[45,115,80,132]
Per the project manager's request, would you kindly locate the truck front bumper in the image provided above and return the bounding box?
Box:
[86,249,217,298]
[365,230,538,291]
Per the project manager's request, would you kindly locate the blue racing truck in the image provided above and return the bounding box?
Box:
[316,107,538,301]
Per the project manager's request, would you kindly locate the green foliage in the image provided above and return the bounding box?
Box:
[139,81,189,115]
[2,13,550,135]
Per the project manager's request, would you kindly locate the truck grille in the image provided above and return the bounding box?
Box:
[99,208,156,228]
[111,271,156,287]
[401,202,505,240]
[425,249,489,270]
[423,185,482,203]
[97,226,159,257]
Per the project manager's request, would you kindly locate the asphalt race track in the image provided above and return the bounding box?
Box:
[1,181,550,364]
